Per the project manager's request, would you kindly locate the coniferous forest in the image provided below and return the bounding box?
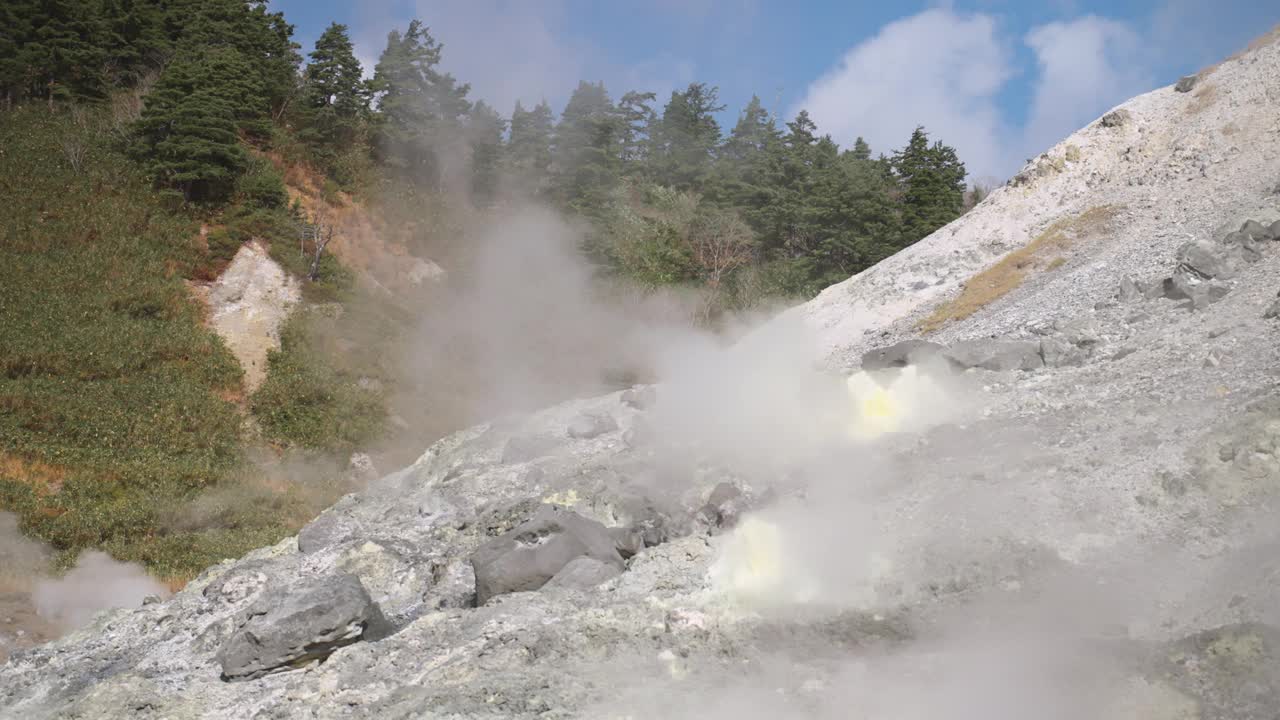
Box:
[0,0,975,577]
[1,0,973,300]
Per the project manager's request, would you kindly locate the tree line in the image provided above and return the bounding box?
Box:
[1,1,971,300]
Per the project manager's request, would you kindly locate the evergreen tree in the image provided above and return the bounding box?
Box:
[298,23,368,154]
[851,136,871,161]
[25,0,109,105]
[164,0,299,119]
[550,80,619,215]
[369,20,472,187]
[616,90,657,167]
[466,100,505,207]
[99,0,168,87]
[0,1,37,108]
[132,55,246,202]
[508,99,554,194]
[650,82,724,190]
[722,95,775,163]
[719,95,780,225]
[891,126,967,243]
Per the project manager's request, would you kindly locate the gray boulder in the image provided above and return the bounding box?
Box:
[1144,279,1170,300]
[1270,220,1280,240]
[502,433,561,463]
[620,385,657,410]
[1040,337,1089,368]
[1162,276,1194,301]
[1099,109,1130,128]
[698,482,747,529]
[567,412,619,439]
[1240,219,1272,241]
[1177,240,1237,280]
[298,511,355,555]
[1224,230,1264,263]
[1175,74,1199,93]
[216,572,388,681]
[1181,282,1231,312]
[1265,298,1280,320]
[943,339,1043,372]
[542,557,622,592]
[861,339,945,370]
[1118,275,1142,302]
[609,526,646,559]
[470,505,624,605]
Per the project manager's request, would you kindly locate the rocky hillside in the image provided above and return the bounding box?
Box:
[3,30,1280,720]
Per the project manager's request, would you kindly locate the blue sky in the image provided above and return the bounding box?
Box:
[274,1,1276,179]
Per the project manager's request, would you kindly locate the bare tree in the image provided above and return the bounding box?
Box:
[298,212,337,282]
[61,137,87,174]
[689,210,756,290]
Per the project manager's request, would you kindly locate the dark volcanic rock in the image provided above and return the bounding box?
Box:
[1100,109,1131,128]
[1176,239,1237,280]
[543,557,622,592]
[1118,275,1142,302]
[1240,219,1271,241]
[216,572,388,681]
[861,339,945,370]
[470,505,624,605]
[1175,74,1199,93]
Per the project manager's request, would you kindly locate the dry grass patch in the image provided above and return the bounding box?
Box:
[0,453,68,496]
[918,205,1123,333]
[1188,82,1219,115]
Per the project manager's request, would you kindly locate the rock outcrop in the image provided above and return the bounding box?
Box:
[191,240,300,392]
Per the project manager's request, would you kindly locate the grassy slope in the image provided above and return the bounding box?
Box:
[0,107,298,580]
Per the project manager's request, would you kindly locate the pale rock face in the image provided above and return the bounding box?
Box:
[201,241,300,392]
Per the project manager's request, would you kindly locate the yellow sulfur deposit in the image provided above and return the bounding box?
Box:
[709,516,817,606]
[845,365,947,439]
[709,516,783,600]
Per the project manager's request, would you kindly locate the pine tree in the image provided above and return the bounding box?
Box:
[164,0,300,122]
[508,99,554,194]
[133,55,246,202]
[719,95,780,223]
[99,0,168,87]
[0,1,37,108]
[26,0,109,105]
[467,100,505,207]
[851,136,871,161]
[550,80,619,215]
[369,20,472,187]
[891,126,967,243]
[616,90,657,168]
[298,23,368,154]
[722,95,775,163]
[650,82,724,190]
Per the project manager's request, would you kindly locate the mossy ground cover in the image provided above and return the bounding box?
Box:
[0,106,305,580]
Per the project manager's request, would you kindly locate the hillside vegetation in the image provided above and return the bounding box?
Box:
[0,0,981,580]
[0,107,284,580]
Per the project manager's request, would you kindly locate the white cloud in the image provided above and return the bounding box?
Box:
[1022,16,1153,153]
[353,0,699,117]
[792,9,1160,180]
[789,9,1014,178]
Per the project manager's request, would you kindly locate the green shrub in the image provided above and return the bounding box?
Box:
[0,106,252,578]
[251,312,386,451]
[206,227,242,267]
[236,157,290,210]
